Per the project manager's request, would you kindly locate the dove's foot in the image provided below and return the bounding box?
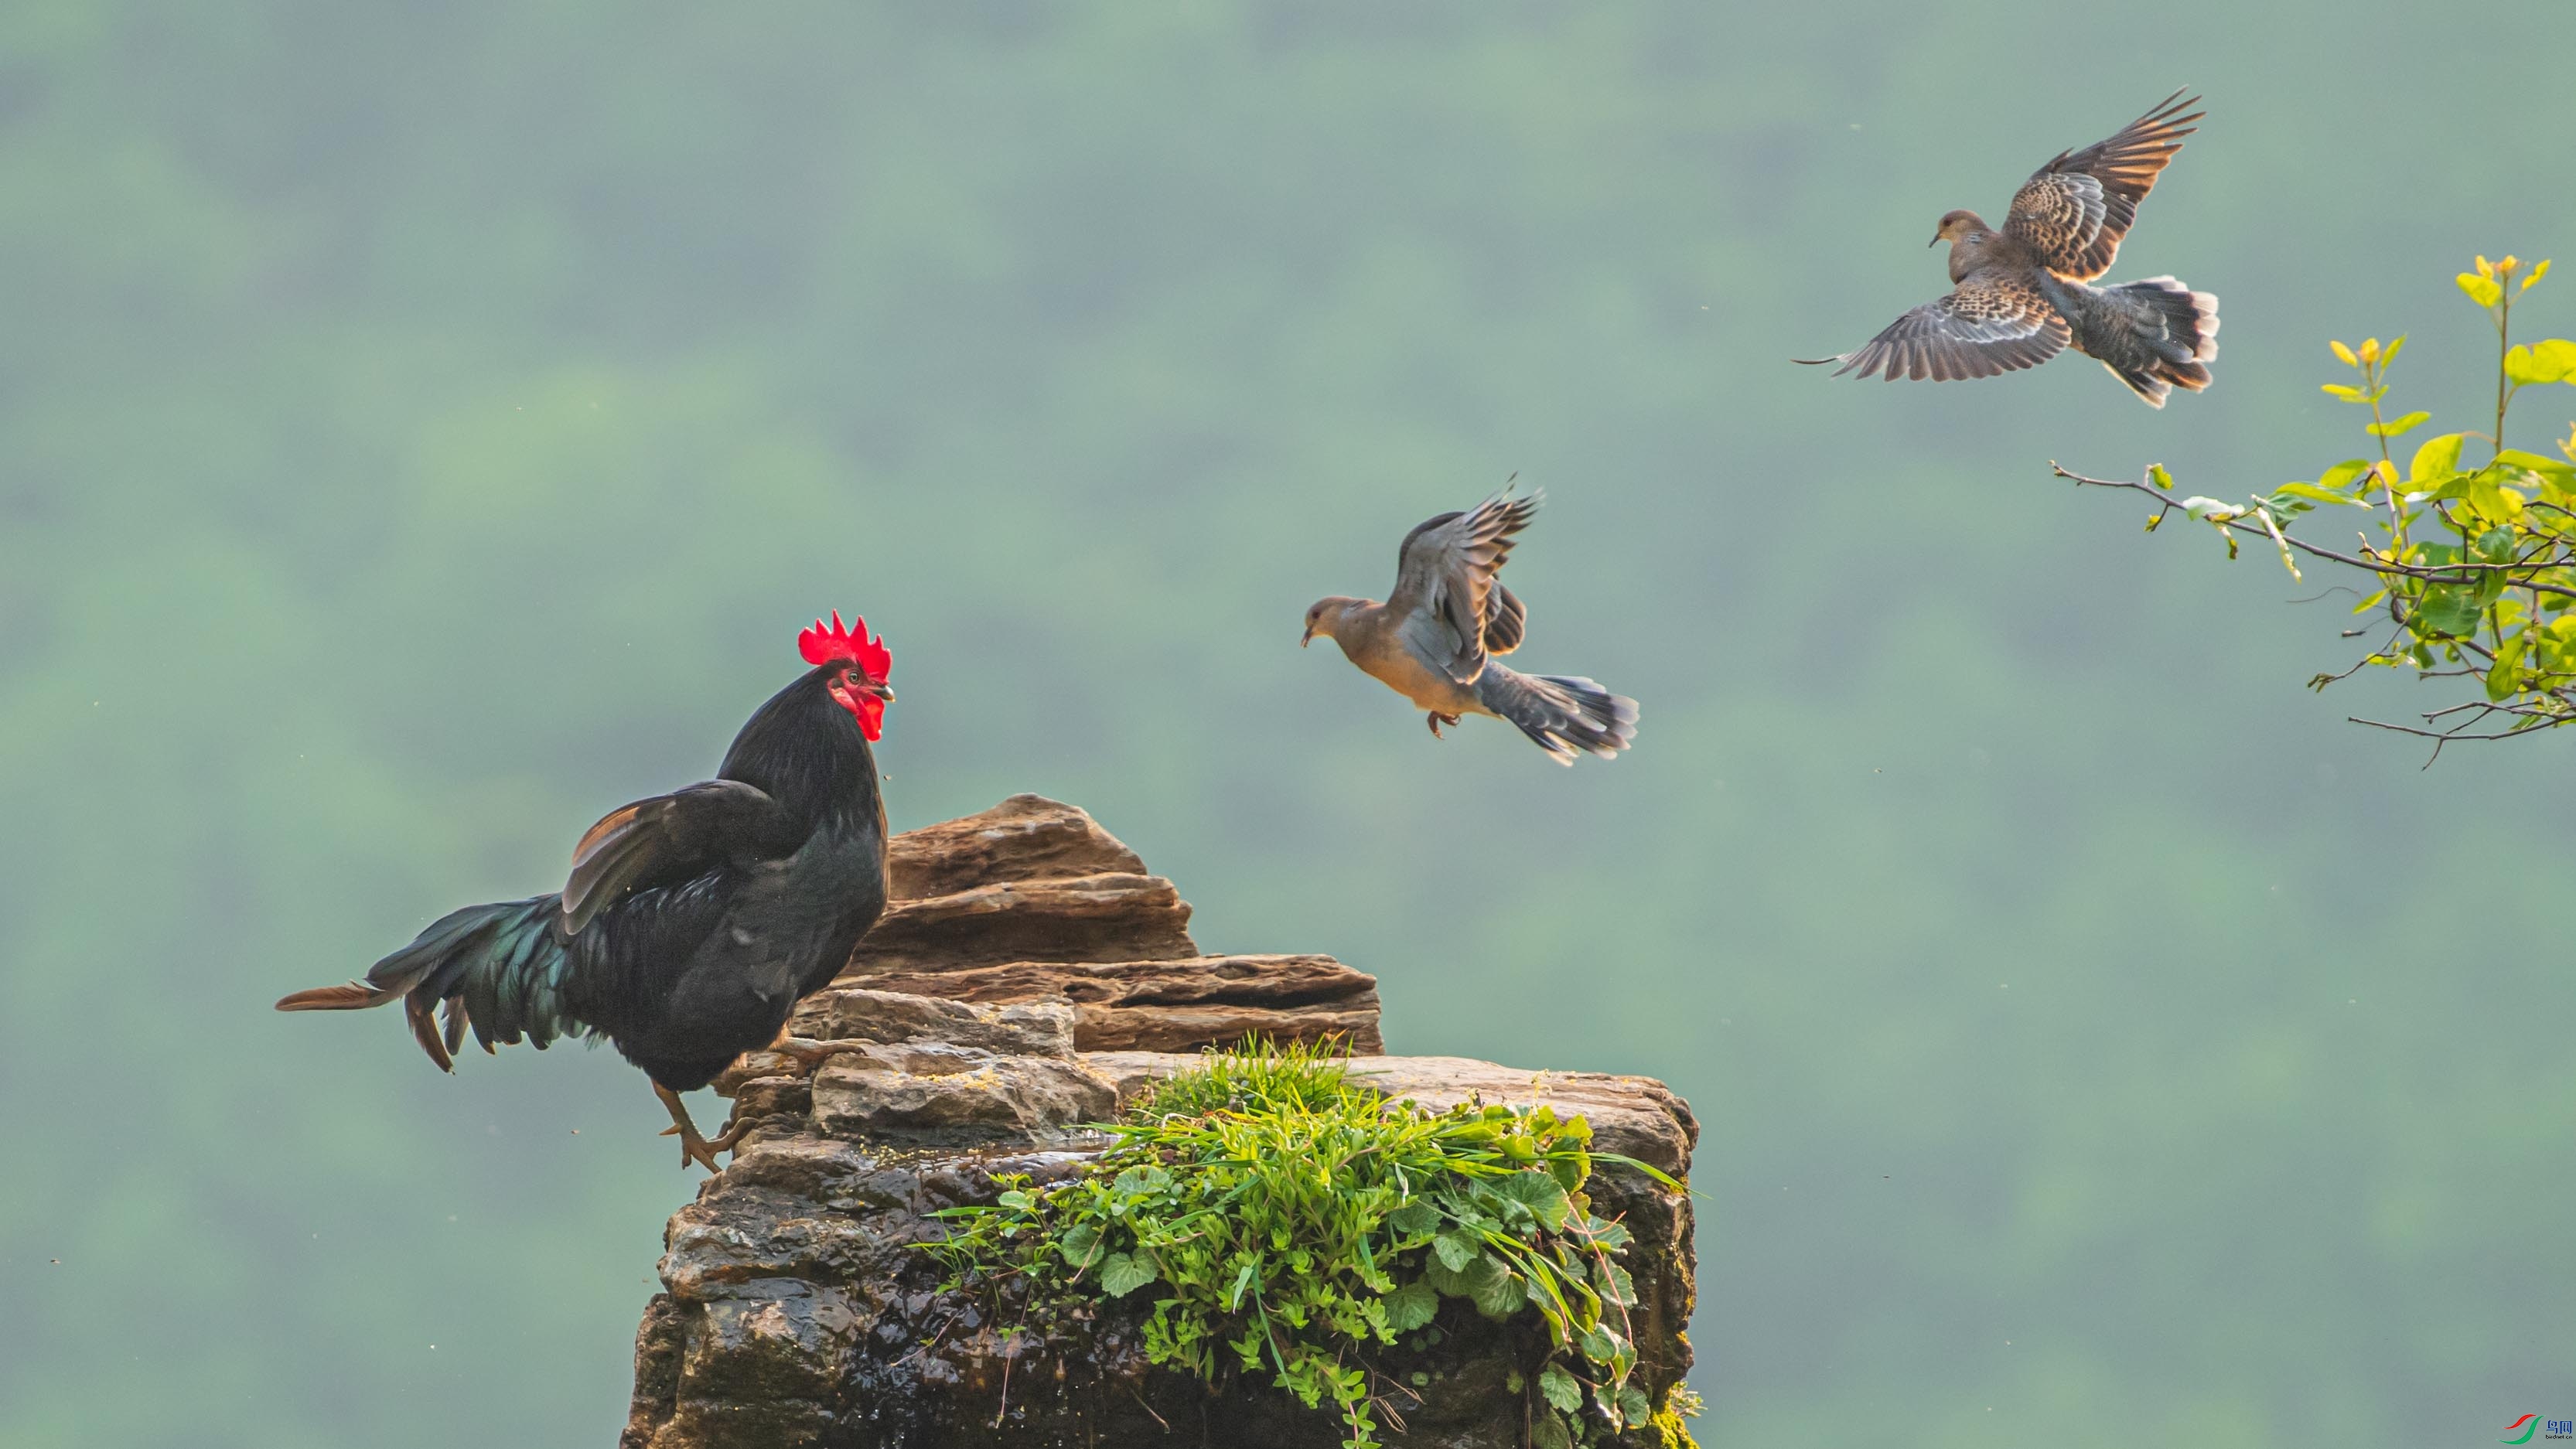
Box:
[653,1082,735,1173]
[1426,711,1462,738]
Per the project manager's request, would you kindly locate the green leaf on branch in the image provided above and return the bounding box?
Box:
[2504,345,2563,386]
[2496,448,2576,483]
[2458,272,2503,307]
[2272,482,2366,507]
[2488,636,2527,701]
[2367,411,2431,438]
[2147,462,2175,492]
[2411,433,2466,485]
[2414,586,2482,639]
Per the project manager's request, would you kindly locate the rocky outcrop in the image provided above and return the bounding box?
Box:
[621,797,1695,1449]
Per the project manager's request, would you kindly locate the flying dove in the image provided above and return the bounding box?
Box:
[1302,490,1638,765]
[1800,90,2219,407]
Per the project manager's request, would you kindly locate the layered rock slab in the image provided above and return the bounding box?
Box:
[846,795,1197,977]
[839,796,1380,1055]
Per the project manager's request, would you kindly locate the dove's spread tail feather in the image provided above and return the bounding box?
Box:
[1475,667,1638,765]
[2063,274,2219,407]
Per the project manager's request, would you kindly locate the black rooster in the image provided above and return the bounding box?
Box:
[278,612,896,1170]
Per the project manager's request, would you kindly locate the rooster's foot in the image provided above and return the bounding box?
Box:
[764,1030,847,1069]
[653,1082,733,1174]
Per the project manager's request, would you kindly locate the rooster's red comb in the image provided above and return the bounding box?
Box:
[798,611,891,679]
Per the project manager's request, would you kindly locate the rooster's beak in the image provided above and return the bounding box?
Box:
[861,679,895,703]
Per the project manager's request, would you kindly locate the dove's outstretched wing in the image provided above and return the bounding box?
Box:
[1387,491,1541,684]
[1800,271,2070,383]
[2006,90,2201,282]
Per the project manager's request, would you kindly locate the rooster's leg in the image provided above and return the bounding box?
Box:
[1426,711,1462,738]
[653,1082,730,1174]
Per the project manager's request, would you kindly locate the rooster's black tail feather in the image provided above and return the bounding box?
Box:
[276,898,583,1071]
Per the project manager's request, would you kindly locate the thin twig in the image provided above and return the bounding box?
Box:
[2050,463,2576,597]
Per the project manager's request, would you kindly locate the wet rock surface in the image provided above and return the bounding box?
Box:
[622,798,1696,1448]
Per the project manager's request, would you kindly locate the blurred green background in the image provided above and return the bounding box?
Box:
[4,3,2572,1445]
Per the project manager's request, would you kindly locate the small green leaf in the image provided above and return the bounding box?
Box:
[2320,383,2366,401]
[1489,1171,1574,1232]
[2458,272,2504,307]
[2532,338,2576,380]
[1592,1256,1638,1307]
[2411,432,2466,485]
[1469,1264,1528,1319]
[1387,1201,1440,1237]
[2271,482,2366,507]
[1100,1252,1158,1298]
[1111,1164,1173,1196]
[2381,335,2406,365]
[1380,1280,1439,1334]
[1539,1362,1585,1415]
[2486,638,2524,701]
[1531,1410,1573,1449]
[2413,585,2481,639]
[1059,1222,1105,1270]
[2367,410,2431,438]
[1619,1385,1655,1429]
[2147,462,2175,492]
[2472,527,2516,565]
[1424,1250,1502,1301]
[1581,1322,1626,1365]
[1585,1218,1635,1252]
[2504,345,2561,386]
[2495,448,2576,479]
[1432,1230,1482,1272]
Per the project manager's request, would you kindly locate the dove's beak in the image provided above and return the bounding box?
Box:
[1300,625,1313,647]
[1927,234,1940,247]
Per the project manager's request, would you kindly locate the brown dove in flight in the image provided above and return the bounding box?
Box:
[1799,90,2219,407]
[1302,490,1638,765]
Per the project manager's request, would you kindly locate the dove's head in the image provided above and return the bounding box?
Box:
[1302,597,1364,647]
[1930,210,1990,247]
